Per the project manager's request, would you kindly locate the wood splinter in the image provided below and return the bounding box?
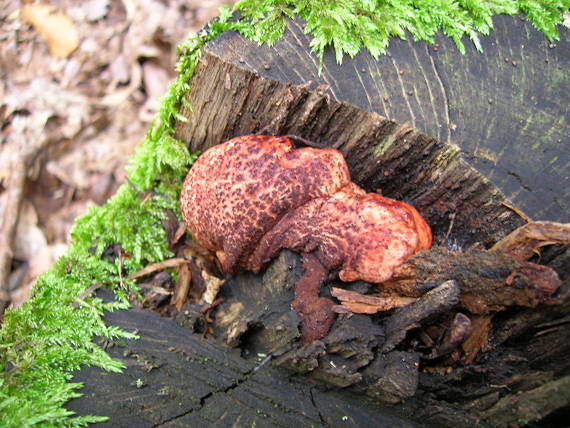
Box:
[331,287,417,314]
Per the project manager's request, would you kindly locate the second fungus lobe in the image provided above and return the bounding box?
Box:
[181,135,432,341]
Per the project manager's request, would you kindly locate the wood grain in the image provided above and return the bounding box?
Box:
[197,15,569,223]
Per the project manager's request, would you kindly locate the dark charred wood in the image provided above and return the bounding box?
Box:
[214,250,301,352]
[383,280,460,352]
[66,289,416,427]
[481,375,570,427]
[359,351,420,404]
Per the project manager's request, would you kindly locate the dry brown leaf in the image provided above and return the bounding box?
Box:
[491,221,570,261]
[140,60,171,122]
[21,3,79,59]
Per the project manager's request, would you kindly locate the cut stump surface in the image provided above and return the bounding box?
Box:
[70,15,570,427]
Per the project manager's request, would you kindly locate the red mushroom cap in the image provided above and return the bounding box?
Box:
[181,135,432,283]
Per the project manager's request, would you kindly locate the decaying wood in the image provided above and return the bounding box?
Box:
[481,375,570,427]
[491,221,570,260]
[386,246,562,314]
[383,280,460,352]
[168,20,568,425]
[198,17,570,224]
[175,47,529,250]
[461,315,493,364]
[214,250,301,350]
[68,14,570,426]
[68,289,414,427]
[69,245,569,425]
[331,287,417,314]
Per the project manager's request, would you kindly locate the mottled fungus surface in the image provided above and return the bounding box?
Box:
[181,135,432,341]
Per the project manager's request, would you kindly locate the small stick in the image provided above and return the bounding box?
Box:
[127,258,189,280]
[71,282,107,308]
[500,201,532,223]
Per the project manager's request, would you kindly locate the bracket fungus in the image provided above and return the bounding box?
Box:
[181,135,432,342]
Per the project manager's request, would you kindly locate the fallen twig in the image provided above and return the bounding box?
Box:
[172,261,191,311]
[71,282,107,308]
[127,258,188,280]
[383,280,460,352]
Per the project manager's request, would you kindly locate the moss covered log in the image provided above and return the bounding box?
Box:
[1,0,569,426]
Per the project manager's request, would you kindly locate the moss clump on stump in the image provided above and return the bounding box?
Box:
[1,1,569,426]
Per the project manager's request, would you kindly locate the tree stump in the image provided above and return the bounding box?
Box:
[69,15,570,427]
[176,14,569,225]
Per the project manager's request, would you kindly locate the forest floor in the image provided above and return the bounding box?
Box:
[0,0,233,313]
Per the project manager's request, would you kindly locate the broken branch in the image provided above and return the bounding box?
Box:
[127,258,188,280]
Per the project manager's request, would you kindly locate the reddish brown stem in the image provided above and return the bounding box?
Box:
[292,253,336,342]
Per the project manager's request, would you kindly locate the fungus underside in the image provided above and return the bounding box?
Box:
[1,0,568,426]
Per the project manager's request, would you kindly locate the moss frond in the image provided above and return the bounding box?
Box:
[234,0,570,64]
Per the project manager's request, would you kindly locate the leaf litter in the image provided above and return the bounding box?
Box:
[0,0,234,313]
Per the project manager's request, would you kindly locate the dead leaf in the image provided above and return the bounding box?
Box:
[84,0,110,22]
[491,221,570,261]
[21,3,79,58]
[139,60,171,122]
[13,200,47,261]
[109,54,130,85]
[2,78,91,165]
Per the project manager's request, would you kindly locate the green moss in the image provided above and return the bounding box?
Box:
[233,0,570,63]
[1,1,569,426]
